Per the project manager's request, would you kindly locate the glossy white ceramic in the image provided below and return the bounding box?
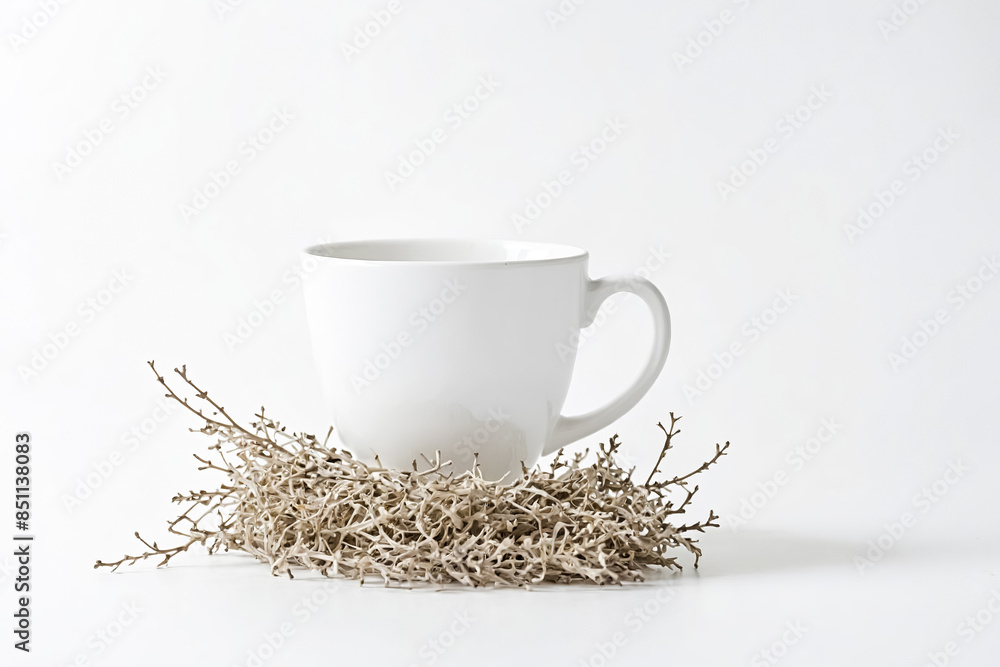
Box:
[303,238,670,480]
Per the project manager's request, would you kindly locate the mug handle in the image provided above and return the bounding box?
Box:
[544,275,671,455]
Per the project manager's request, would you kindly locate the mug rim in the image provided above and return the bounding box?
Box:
[303,238,589,266]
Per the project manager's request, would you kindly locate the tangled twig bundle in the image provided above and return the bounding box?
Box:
[95,363,730,587]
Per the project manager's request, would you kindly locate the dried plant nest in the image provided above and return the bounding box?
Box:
[95,362,730,588]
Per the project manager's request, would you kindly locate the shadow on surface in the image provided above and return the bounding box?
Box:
[692,530,863,578]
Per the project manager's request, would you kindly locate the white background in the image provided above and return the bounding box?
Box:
[2,0,999,665]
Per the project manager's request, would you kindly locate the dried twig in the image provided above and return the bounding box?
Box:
[95,363,731,587]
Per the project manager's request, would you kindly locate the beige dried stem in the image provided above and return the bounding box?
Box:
[95,362,731,587]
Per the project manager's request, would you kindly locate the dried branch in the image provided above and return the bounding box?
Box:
[644,413,681,487]
[96,363,731,587]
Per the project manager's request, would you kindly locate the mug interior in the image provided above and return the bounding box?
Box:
[305,238,587,265]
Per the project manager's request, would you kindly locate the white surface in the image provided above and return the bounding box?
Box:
[2,0,999,665]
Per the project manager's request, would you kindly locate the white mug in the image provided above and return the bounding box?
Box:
[302,239,671,480]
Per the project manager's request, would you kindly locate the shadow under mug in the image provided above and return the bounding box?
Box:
[302,238,670,480]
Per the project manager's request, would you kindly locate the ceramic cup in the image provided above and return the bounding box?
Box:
[302,238,671,480]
